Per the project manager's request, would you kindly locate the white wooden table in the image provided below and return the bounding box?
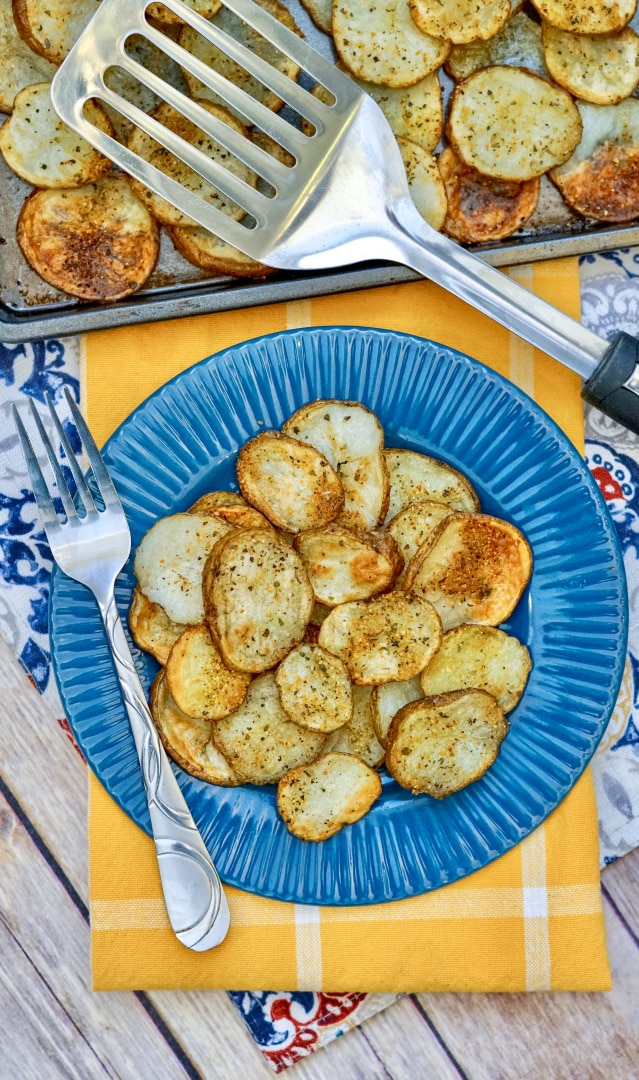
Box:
[2,632,639,1078]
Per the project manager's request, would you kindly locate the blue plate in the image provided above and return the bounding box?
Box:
[50,327,627,905]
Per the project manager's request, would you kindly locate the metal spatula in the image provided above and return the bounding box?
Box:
[51,0,639,433]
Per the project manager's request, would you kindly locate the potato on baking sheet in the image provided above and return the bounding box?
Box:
[439,146,540,244]
[165,625,251,720]
[128,586,189,665]
[275,643,353,732]
[188,491,272,528]
[322,685,386,767]
[103,31,189,144]
[237,430,344,533]
[283,401,389,530]
[420,624,531,712]
[150,671,242,786]
[203,527,313,672]
[542,25,639,106]
[333,0,450,88]
[134,511,233,625]
[346,67,443,152]
[0,0,57,113]
[446,11,547,81]
[384,448,479,523]
[398,138,448,231]
[300,0,332,33]
[17,176,160,303]
[277,753,382,841]
[387,499,456,582]
[294,523,403,605]
[147,0,221,27]
[0,83,113,188]
[318,593,442,684]
[404,512,532,630]
[409,0,510,45]
[169,224,275,276]
[447,65,582,181]
[12,0,100,64]
[386,688,508,797]
[551,99,639,222]
[530,0,637,34]
[212,673,326,784]
[370,675,423,747]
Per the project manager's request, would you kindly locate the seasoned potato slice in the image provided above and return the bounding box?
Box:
[165,625,251,720]
[542,25,639,106]
[551,99,639,222]
[371,676,424,747]
[323,686,385,767]
[203,528,313,672]
[275,644,353,732]
[212,673,325,784]
[399,138,448,231]
[150,671,242,785]
[188,492,271,529]
[530,0,637,34]
[147,0,221,27]
[439,146,540,243]
[189,491,247,511]
[384,448,479,523]
[447,66,582,181]
[420,624,531,712]
[134,512,233,625]
[333,0,450,88]
[386,688,508,797]
[335,66,443,152]
[237,430,344,533]
[0,0,57,113]
[12,0,100,64]
[103,33,189,144]
[16,176,160,303]
[295,524,403,605]
[387,499,456,582]
[319,593,442,684]
[409,0,510,45]
[128,586,189,665]
[404,513,532,630]
[283,401,389,529]
[168,225,274,278]
[300,0,332,33]
[446,11,547,81]
[277,753,382,841]
[0,83,113,188]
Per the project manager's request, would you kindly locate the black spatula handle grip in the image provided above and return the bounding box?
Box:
[583,332,639,434]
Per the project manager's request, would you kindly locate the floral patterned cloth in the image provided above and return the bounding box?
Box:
[3,254,639,1068]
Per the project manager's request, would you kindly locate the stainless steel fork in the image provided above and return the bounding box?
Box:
[13,390,230,951]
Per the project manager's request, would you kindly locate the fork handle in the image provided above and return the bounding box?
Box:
[99,594,230,951]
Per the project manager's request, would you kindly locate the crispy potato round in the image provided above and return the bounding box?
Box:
[333,0,450,88]
[334,65,443,152]
[295,524,403,606]
[203,527,314,672]
[542,25,639,106]
[128,586,189,665]
[322,686,385,767]
[16,176,160,302]
[165,625,251,721]
[439,146,540,244]
[237,430,345,533]
[189,491,247,511]
[212,673,325,784]
[420,624,532,712]
[318,593,443,685]
[399,138,448,231]
[404,512,532,630]
[530,0,637,34]
[409,0,510,45]
[447,65,582,181]
[150,671,242,786]
[299,0,332,33]
[147,0,221,27]
[275,644,353,732]
[446,11,547,82]
[103,33,189,145]
[187,492,272,529]
[277,753,382,841]
[169,225,274,278]
[12,0,100,64]
[0,0,57,113]
[386,688,508,797]
[384,448,479,523]
[0,83,113,188]
[387,498,456,582]
[370,676,424,747]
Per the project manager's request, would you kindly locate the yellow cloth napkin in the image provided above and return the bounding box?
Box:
[86,257,611,992]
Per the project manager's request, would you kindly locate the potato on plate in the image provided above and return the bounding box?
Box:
[530,0,637,34]
[165,625,251,721]
[542,24,639,106]
[386,688,508,796]
[386,498,456,581]
[322,685,386,767]
[150,671,241,786]
[0,0,57,113]
[187,491,272,529]
[384,448,479,522]
[370,675,424,747]
[439,146,540,244]
[294,523,403,605]
[333,0,450,87]
[277,753,382,841]
[420,624,531,712]
[128,586,189,665]
[275,643,353,732]
[446,11,547,81]
[409,0,510,45]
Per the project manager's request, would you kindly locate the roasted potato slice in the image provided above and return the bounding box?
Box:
[439,146,540,243]
[168,225,274,278]
[16,176,160,303]
[189,491,247,511]
[530,0,636,34]
[275,643,353,732]
[203,527,313,672]
[447,65,582,181]
[277,753,382,841]
[370,676,424,747]
[322,686,385,767]
[295,523,403,606]
[212,673,325,784]
[384,448,479,523]
[0,0,57,113]
[165,625,251,720]
[446,10,547,81]
[237,430,345,533]
[128,586,189,665]
[542,25,639,106]
[0,83,113,188]
[398,138,448,231]
[150,671,242,786]
[318,593,442,684]
[409,0,510,45]
[283,401,389,529]
[147,0,221,27]
[334,66,443,152]
[187,492,272,529]
[333,0,450,88]
[387,499,456,582]
[134,512,233,625]
[103,32,189,144]
[12,0,100,64]
[404,513,532,630]
[299,0,332,32]
[420,624,531,712]
[386,688,508,797]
